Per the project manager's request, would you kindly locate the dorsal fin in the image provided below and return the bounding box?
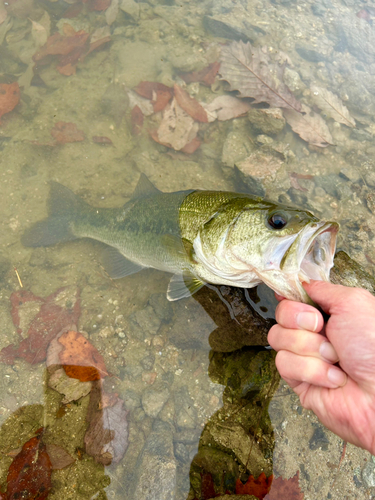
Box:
[130,174,162,200]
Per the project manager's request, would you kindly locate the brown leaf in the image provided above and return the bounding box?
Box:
[0,82,20,122]
[58,330,109,381]
[203,95,252,121]
[264,471,304,499]
[84,381,129,465]
[283,104,334,147]
[180,136,201,154]
[219,40,302,112]
[33,30,89,61]
[134,81,173,112]
[92,135,113,145]
[131,105,143,135]
[153,97,199,151]
[173,84,208,122]
[310,86,356,128]
[179,61,220,86]
[2,428,52,500]
[289,172,314,192]
[45,444,75,470]
[51,121,85,144]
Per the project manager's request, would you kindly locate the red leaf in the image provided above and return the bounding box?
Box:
[173,84,208,122]
[89,0,111,10]
[179,61,220,86]
[131,105,143,135]
[236,472,273,499]
[134,81,172,100]
[51,121,85,144]
[201,472,217,499]
[33,30,90,61]
[2,428,52,500]
[0,82,20,122]
[264,471,304,500]
[58,330,109,381]
[1,287,80,365]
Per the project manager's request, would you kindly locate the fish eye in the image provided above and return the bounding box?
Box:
[268,213,288,230]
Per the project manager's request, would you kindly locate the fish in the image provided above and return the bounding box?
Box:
[21,174,339,304]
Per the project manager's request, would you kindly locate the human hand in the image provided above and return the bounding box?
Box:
[268,280,375,453]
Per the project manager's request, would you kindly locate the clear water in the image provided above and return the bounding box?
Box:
[0,0,374,498]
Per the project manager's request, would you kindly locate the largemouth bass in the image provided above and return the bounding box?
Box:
[22,174,339,304]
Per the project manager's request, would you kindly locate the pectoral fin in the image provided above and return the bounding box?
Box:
[101,246,145,279]
[167,274,205,301]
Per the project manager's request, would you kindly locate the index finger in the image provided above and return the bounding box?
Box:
[275,299,324,332]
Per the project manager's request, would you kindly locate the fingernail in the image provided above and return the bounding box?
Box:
[296,312,319,332]
[320,342,339,363]
[327,367,347,387]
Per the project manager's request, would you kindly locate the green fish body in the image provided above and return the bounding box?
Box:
[22,175,339,303]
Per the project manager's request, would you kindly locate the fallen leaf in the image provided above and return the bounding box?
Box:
[174,84,208,122]
[264,471,304,499]
[203,95,252,121]
[33,30,89,61]
[131,105,143,135]
[84,381,129,465]
[236,472,273,498]
[48,367,93,403]
[105,0,118,25]
[63,3,83,18]
[283,104,334,147]
[179,61,220,86]
[45,444,75,470]
[134,81,173,112]
[201,472,217,500]
[219,40,302,112]
[58,330,109,381]
[51,121,85,144]
[1,287,80,365]
[154,97,199,151]
[1,428,52,500]
[0,82,20,122]
[29,12,50,48]
[89,0,111,10]
[92,135,113,145]
[127,89,154,116]
[311,85,356,128]
[289,172,314,192]
[180,136,201,154]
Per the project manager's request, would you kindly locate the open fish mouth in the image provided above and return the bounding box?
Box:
[281,220,339,285]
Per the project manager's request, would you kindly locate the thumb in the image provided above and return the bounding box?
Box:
[302,280,351,315]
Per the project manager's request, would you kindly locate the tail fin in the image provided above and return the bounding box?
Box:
[22,182,88,248]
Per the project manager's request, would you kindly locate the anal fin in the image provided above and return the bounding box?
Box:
[167,274,205,301]
[101,246,145,279]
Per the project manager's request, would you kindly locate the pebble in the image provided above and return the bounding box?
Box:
[142,385,170,418]
[362,459,375,488]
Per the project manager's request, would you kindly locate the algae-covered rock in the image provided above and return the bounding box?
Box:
[247,108,286,136]
[331,251,375,294]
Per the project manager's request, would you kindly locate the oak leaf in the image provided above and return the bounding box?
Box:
[219,41,302,112]
[283,104,334,147]
[58,330,109,381]
[311,85,355,128]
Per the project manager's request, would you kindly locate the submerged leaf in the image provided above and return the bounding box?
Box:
[2,428,52,500]
[311,86,355,128]
[51,121,85,144]
[0,82,20,122]
[219,41,302,112]
[283,104,334,147]
[264,471,304,499]
[203,95,252,121]
[174,84,208,122]
[236,472,273,498]
[84,381,129,465]
[58,330,109,381]
[154,97,199,151]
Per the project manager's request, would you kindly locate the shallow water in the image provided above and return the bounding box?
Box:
[0,0,374,498]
